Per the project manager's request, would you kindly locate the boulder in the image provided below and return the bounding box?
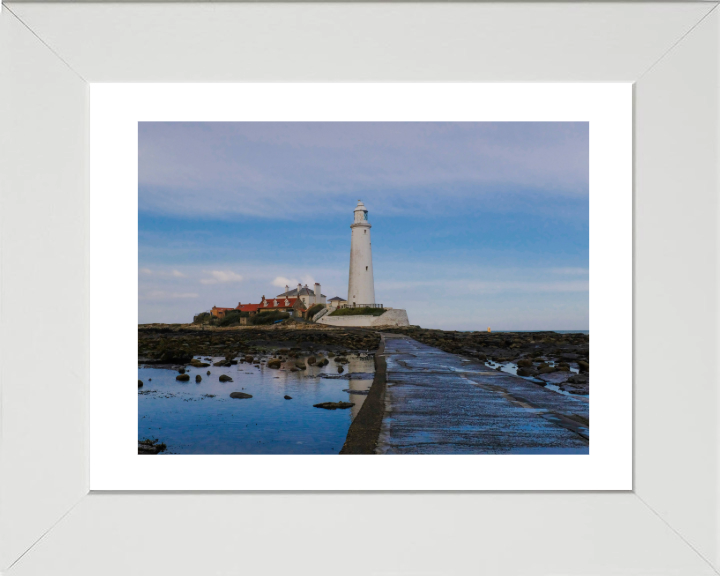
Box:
[219,374,233,382]
[267,359,282,369]
[229,392,253,399]
[178,367,186,374]
[195,375,202,383]
[307,356,317,365]
[578,360,589,372]
[284,395,292,400]
[190,359,210,368]
[313,401,354,410]
[138,380,143,388]
[338,366,344,374]
[176,374,190,381]
[517,367,537,377]
[516,359,533,368]
[206,371,211,375]
[295,360,306,370]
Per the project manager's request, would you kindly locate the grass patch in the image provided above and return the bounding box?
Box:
[329,307,386,317]
[218,309,250,327]
[251,311,290,325]
[307,304,325,319]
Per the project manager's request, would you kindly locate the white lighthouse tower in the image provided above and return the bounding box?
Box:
[347,200,375,306]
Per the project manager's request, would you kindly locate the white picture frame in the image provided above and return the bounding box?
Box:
[1,2,718,574]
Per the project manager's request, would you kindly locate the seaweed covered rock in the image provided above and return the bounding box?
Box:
[229,392,252,399]
[176,374,190,381]
[313,401,354,410]
[219,374,233,382]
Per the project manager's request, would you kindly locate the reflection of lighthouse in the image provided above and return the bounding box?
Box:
[348,200,375,306]
[347,356,373,420]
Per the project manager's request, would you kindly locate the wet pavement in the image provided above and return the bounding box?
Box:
[377,334,589,454]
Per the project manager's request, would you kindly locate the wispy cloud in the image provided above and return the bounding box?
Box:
[200,270,244,285]
[140,291,199,300]
[139,122,588,220]
[140,267,153,275]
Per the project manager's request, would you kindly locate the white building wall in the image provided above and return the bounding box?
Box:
[317,309,409,327]
[347,200,375,305]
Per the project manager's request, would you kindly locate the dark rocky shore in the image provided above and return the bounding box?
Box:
[138,323,381,366]
[138,324,589,454]
[382,327,590,395]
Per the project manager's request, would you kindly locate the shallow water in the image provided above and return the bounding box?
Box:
[138,354,374,454]
[483,360,585,398]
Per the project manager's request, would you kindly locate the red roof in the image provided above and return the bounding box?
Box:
[237,303,262,312]
[260,297,298,308]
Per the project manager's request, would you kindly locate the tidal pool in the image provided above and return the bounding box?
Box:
[138,354,375,454]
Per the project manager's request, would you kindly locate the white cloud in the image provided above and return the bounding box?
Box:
[171,269,186,278]
[200,270,244,285]
[272,276,299,288]
[140,267,153,275]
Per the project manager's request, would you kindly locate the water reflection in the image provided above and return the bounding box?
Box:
[138,353,375,455]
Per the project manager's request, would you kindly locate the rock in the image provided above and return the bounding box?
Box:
[195,374,202,383]
[176,374,190,381]
[207,371,211,375]
[138,439,167,454]
[190,359,210,367]
[290,368,299,372]
[578,360,589,372]
[537,366,556,374]
[244,355,254,363]
[343,389,370,395]
[307,356,316,365]
[284,395,292,400]
[338,366,344,374]
[516,359,533,367]
[313,401,355,410]
[148,378,152,381]
[267,359,282,369]
[295,360,306,370]
[138,380,143,388]
[328,352,336,358]
[178,367,186,374]
[229,392,253,399]
[335,356,349,364]
[567,374,589,385]
[219,374,233,382]
[158,349,193,364]
[517,367,537,377]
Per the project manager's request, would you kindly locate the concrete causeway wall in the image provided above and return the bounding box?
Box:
[317,308,409,327]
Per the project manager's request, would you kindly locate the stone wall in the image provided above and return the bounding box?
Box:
[317,308,409,327]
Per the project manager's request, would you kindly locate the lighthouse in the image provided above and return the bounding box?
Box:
[347,200,375,306]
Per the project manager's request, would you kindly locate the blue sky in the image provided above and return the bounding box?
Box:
[139,122,588,330]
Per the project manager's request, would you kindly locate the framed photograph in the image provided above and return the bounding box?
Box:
[89,83,630,491]
[1,2,718,575]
